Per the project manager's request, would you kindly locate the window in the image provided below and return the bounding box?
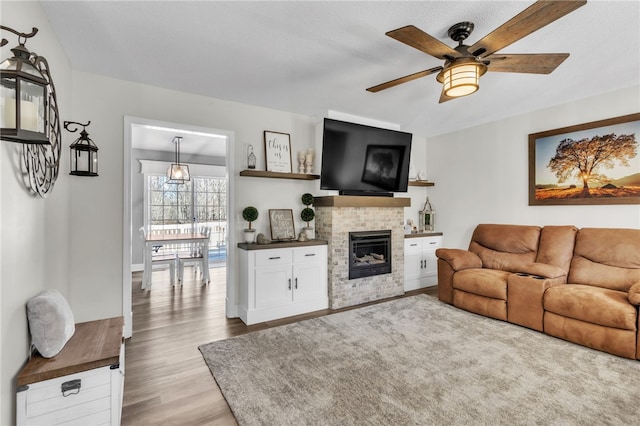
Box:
[147,175,227,260]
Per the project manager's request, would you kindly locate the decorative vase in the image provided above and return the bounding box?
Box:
[303,226,315,240]
[243,229,256,243]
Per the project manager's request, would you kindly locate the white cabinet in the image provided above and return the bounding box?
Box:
[239,243,328,325]
[404,235,443,291]
[16,317,124,426]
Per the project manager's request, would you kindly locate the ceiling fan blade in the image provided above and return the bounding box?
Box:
[386,25,459,60]
[367,66,442,93]
[469,0,587,57]
[485,53,570,74]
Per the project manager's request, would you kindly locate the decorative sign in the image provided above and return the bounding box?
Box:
[264,131,292,173]
[269,209,296,241]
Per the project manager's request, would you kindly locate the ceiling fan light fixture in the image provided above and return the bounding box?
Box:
[441,62,483,98]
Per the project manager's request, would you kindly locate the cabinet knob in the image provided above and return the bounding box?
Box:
[288,278,291,290]
[295,278,298,289]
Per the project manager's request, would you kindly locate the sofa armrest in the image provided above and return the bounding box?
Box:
[435,248,482,271]
[518,262,567,280]
[628,281,640,305]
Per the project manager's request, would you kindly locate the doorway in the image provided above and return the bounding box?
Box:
[122,116,235,338]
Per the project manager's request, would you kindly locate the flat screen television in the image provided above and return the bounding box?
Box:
[320,118,412,195]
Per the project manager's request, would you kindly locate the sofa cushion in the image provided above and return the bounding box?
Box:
[544,284,636,331]
[568,228,640,292]
[629,282,640,305]
[536,225,578,272]
[453,268,510,300]
[468,224,540,273]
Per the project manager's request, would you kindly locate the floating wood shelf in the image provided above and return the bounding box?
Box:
[408,181,435,187]
[239,170,320,180]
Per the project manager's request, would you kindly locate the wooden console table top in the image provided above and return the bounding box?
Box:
[17,317,124,386]
[238,239,328,250]
[314,196,411,208]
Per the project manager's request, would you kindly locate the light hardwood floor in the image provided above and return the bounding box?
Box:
[122,265,437,425]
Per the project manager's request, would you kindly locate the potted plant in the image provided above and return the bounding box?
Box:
[300,193,315,239]
[242,206,259,243]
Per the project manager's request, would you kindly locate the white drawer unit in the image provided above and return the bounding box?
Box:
[404,234,443,291]
[238,241,328,325]
[16,317,124,426]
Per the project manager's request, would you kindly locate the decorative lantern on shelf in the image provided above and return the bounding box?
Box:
[0,26,50,145]
[419,197,435,232]
[247,144,256,169]
[64,120,98,176]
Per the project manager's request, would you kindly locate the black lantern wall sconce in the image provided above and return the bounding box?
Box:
[64,121,99,176]
[1,25,61,197]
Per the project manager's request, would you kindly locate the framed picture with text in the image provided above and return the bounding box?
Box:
[264,131,292,173]
[268,209,296,241]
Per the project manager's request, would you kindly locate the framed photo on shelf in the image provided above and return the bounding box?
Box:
[269,209,296,241]
[529,113,640,206]
[264,131,292,173]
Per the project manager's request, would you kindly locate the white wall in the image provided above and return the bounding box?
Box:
[426,86,640,249]
[69,71,319,322]
[1,2,72,424]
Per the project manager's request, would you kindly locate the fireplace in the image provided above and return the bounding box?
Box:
[349,230,391,279]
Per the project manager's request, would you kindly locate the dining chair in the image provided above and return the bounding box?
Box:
[139,227,177,289]
[178,225,211,285]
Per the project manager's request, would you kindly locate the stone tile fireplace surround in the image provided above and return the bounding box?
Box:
[315,196,410,309]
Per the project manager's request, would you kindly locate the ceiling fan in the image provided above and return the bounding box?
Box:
[366,0,587,103]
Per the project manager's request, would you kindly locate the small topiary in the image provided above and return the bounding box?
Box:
[242,206,259,229]
[301,193,314,206]
[301,207,315,227]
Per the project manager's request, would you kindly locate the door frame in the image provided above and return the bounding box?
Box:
[122,116,236,337]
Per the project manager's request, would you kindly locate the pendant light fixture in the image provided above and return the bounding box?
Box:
[167,136,190,184]
[64,120,98,176]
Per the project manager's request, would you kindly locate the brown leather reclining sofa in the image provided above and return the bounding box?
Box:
[436,224,640,359]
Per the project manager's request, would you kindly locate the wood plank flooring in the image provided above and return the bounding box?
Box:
[122,266,437,425]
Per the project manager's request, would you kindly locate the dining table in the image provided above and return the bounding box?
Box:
[142,231,210,289]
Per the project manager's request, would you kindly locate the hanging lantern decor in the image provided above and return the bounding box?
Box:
[64,120,98,176]
[0,26,50,144]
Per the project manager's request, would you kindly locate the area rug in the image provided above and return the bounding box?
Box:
[199,295,640,425]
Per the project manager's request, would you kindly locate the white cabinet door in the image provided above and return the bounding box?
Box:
[293,262,323,304]
[254,265,292,309]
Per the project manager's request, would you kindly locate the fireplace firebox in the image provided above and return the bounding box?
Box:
[349,230,391,279]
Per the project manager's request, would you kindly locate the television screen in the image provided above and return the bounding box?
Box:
[320,118,412,194]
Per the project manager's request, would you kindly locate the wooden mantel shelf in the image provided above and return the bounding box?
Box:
[314,196,411,208]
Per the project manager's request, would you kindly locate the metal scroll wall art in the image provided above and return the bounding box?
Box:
[0,26,61,198]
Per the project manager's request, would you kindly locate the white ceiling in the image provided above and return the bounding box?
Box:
[42,0,639,147]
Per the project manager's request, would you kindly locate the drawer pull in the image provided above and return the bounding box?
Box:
[410,243,418,247]
[288,278,292,290]
[429,242,437,245]
[295,278,298,289]
[61,379,81,397]
[304,253,316,257]
[268,256,281,260]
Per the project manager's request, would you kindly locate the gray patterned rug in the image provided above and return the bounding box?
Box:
[199,295,640,425]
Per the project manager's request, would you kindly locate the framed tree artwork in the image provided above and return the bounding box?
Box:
[529,113,640,205]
